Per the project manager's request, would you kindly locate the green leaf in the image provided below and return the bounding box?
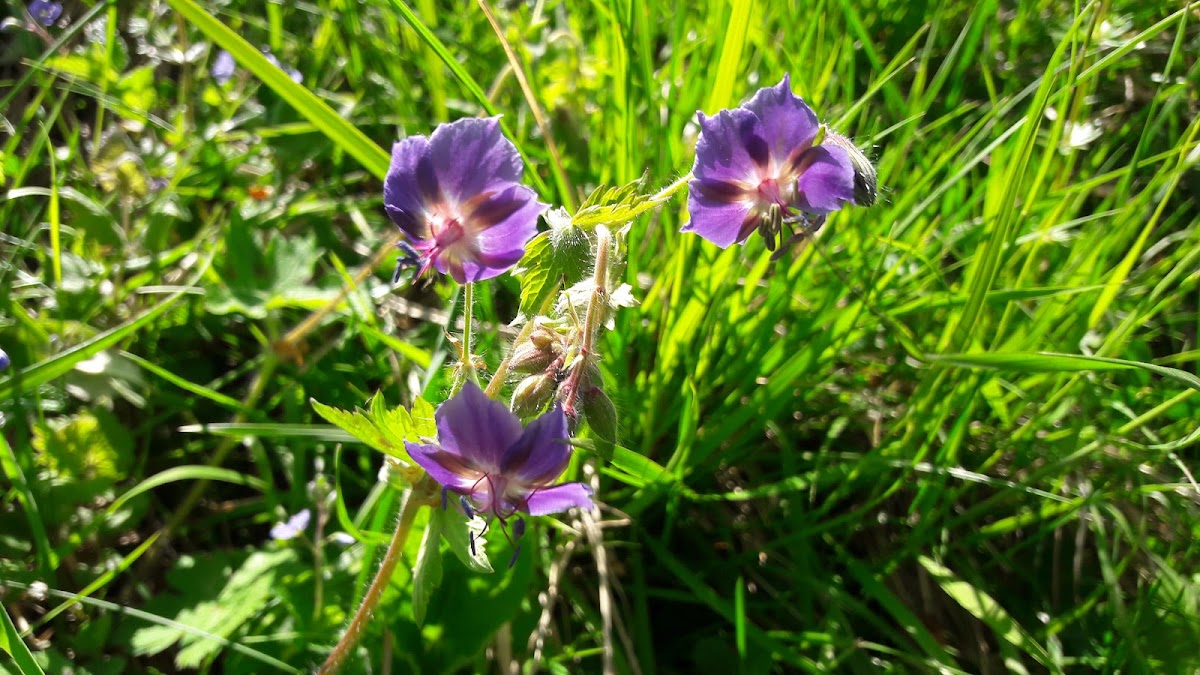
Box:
[1,602,46,675]
[409,397,437,440]
[435,506,493,574]
[164,0,389,179]
[131,550,298,668]
[411,515,444,627]
[310,394,435,460]
[918,556,1059,673]
[34,410,133,488]
[107,466,268,516]
[0,263,209,402]
[310,399,406,459]
[369,392,415,443]
[114,65,158,124]
[571,172,679,230]
[927,351,1200,450]
[512,209,593,319]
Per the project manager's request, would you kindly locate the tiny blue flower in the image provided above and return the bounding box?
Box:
[329,532,357,546]
[270,509,311,541]
[28,0,62,27]
[211,50,235,85]
[0,348,10,372]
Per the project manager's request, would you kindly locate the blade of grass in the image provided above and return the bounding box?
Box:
[165,0,390,179]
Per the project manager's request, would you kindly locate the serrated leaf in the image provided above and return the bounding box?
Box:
[412,515,444,626]
[512,210,593,319]
[310,399,406,459]
[409,397,437,440]
[571,171,673,229]
[131,549,296,667]
[435,505,493,573]
[370,391,415,442]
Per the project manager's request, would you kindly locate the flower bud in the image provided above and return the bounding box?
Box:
[821,131,877,207]
[509,326,564,373]
[580,387,617,444]
[510,373,557,417]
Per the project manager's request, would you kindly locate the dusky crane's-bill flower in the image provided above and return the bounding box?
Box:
[684,75,862,250]
[384,117,547,283]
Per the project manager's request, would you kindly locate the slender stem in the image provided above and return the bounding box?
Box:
[561,226,611,416]
[460,282,478,386]
[485,310,541,399]
[317,488,423,675]
[312,498,329,623]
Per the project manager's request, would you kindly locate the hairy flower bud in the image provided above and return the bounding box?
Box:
[510,325,564,373]
[580,387,617,444]
[511,373,557,417]
[821,131,877,207]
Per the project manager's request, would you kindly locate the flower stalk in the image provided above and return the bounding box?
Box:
[317,478,430,675]
[560,225,611,418]
[458,282,479,388]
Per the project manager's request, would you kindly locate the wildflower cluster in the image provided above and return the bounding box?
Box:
[313,74,875,673]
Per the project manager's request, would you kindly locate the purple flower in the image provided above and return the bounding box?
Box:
[384,117,546,283]
[407,381,593,540]
[212,49,303,86]
[270,509,311,541]
[684,74,858,249]
[0,348,9,372]
[211,50,235,85]
[28,0,62,26]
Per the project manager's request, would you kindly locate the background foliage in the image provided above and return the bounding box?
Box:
[2,0,1199,673]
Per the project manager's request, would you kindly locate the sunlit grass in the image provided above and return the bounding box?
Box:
[2,0,1199,672]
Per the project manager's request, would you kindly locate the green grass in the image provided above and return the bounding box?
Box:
[2,0,1200,673]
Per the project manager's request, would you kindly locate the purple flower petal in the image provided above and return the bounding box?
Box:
[270,508,311,541]
[428,117,524,204]
[500,405,570,484]
[433,380,524,470]
[691,108,768,185]
[795,145,856,214]
[684,179,757,248]
[450,185,546,282]
[406,442,481,492]
[384,136,438,238]
[525,483,594,516]
[742,74,820,168]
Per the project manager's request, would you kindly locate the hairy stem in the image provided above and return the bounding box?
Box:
[317,486,424,675]
[460,282,478,387]
[561,225,611,416]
